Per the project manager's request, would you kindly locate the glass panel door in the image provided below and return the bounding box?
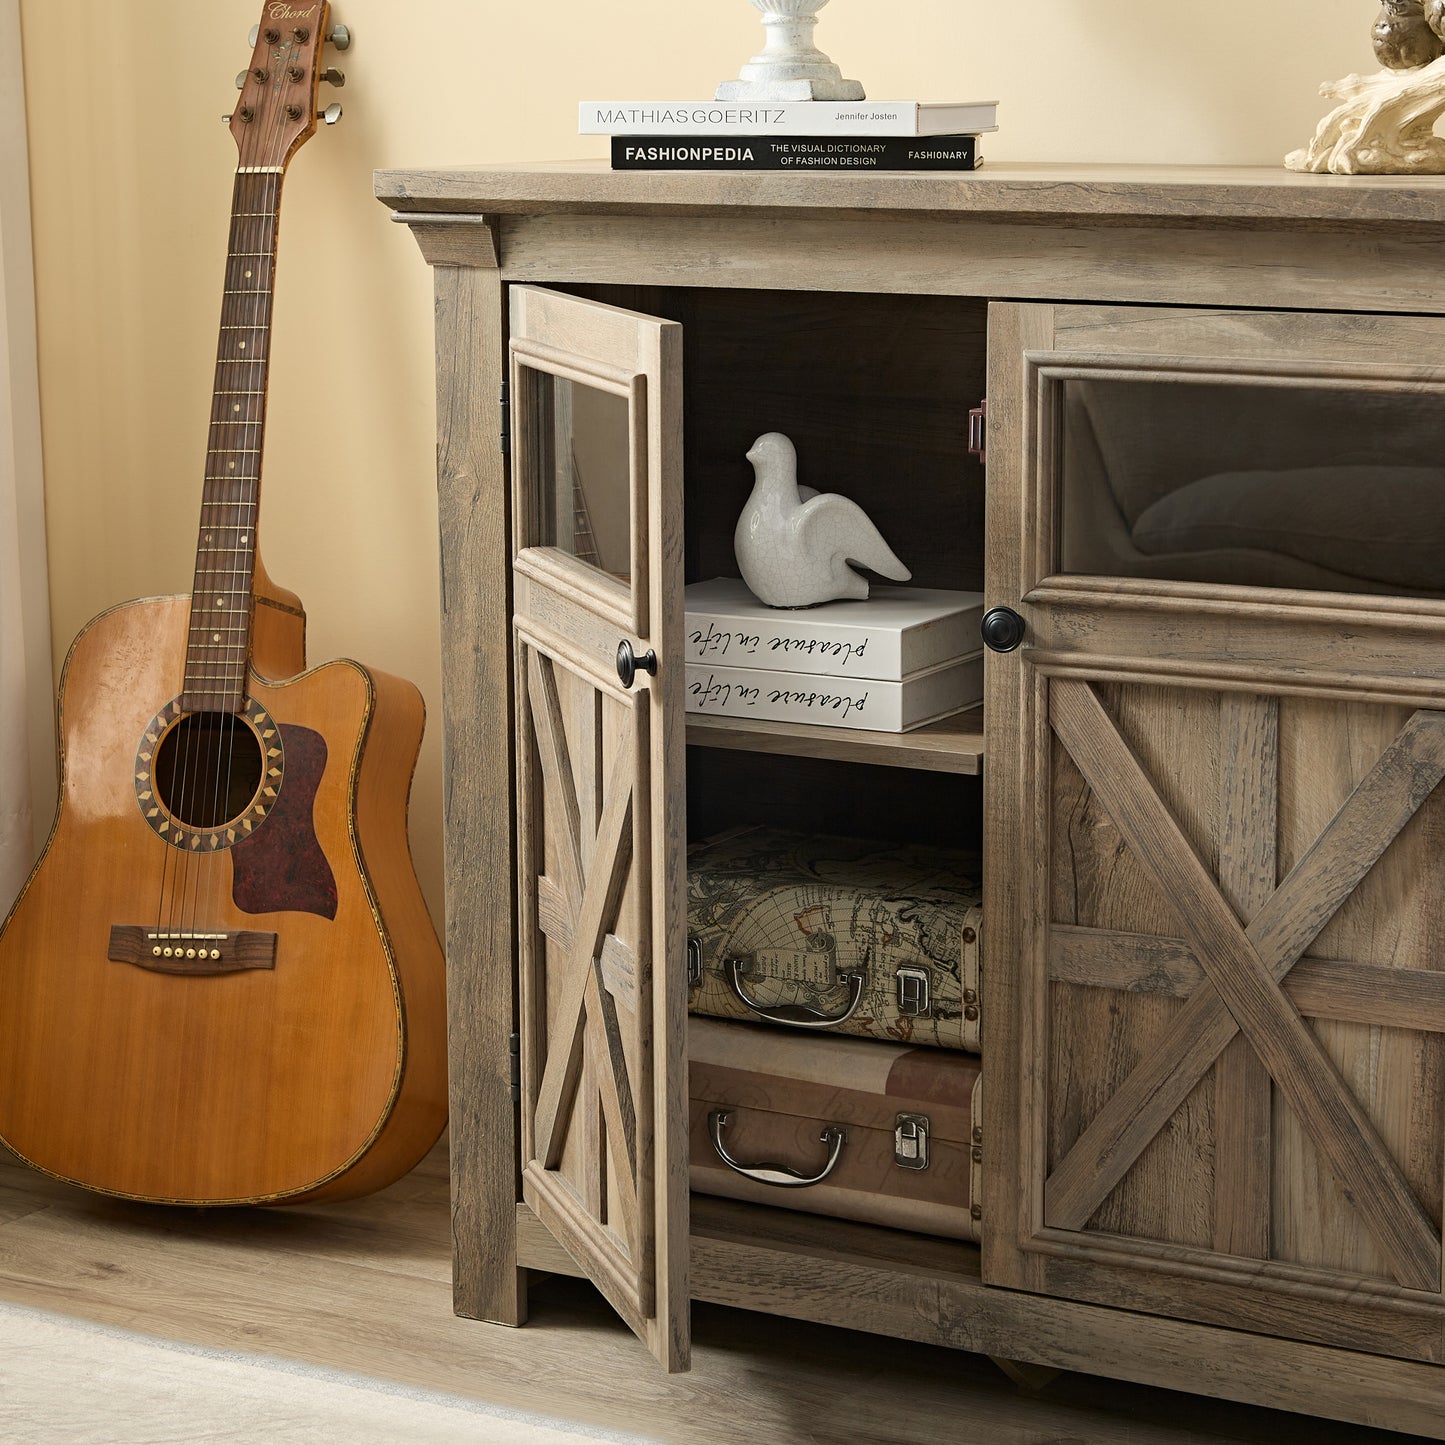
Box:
[982,302,1445,1364]
[509,285,689,1371]
[1055,374,1445,596]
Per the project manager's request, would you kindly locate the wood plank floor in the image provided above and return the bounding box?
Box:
[0,1141,1429,1444]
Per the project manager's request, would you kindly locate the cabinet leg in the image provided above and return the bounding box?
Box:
[433,259,526,1331]
[452,1226,528,1327]
[447,1090,527,1327]
[475,1268,529,1328]
[989,1356,1061,1393]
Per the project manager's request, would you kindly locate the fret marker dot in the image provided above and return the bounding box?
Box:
[233,404,240,412]
[241,534,249,543]
[245,270,252,279]
[229,462,236,470]
[239,341,247,350]
[216,597,226,607]
[213,633,221,642]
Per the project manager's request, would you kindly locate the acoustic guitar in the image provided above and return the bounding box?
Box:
[0,4,447,1205]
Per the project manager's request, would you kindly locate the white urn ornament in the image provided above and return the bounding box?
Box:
[716,0,865,103]
[733,432,911,609]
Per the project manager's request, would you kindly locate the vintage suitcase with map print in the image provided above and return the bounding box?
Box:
[689,1016,983,1240]
[686,827,982,1052]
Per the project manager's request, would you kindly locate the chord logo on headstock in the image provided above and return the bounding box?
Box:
[266,3,321,24]
[227,1,347,163]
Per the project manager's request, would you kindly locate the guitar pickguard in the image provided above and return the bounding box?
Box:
[231,723,338,920]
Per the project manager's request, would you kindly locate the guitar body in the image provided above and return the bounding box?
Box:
[0,586,447,1205]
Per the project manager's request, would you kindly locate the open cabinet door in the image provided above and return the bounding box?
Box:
[509,285,689,1371]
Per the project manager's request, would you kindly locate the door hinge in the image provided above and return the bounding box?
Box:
[500,380,511,461]
[967,397,987,468]
[508,1030,521,1104]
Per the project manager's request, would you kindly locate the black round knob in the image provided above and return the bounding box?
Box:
[616,639,658,689]
[980,606,1026,654]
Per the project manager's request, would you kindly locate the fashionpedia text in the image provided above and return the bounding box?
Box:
[622,146,758,162]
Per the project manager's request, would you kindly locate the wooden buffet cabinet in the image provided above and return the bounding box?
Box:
[376,161,1445,1435]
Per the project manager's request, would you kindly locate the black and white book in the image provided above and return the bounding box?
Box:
[580,99,998,137]
[612,134,983,172]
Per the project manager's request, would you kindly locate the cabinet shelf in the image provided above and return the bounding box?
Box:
[685,706,984,775]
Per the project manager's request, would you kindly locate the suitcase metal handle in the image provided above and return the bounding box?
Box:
[707,1109,847,1188]
[723,956,866,1029]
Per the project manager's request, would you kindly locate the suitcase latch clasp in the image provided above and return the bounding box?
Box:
[895,964,931,1018]
[687,936,703,989]
[895,1112,931,1171]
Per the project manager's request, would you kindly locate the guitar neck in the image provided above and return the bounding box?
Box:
[182,170,284,714]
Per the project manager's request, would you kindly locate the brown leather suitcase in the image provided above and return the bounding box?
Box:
[686,826,983,1052]
[689,1016,982,1241]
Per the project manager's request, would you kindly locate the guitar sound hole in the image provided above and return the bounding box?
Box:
[153,712,265,830]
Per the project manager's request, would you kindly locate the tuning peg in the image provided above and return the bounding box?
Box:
[321,67,346,87]
[235,71,246,89]
[248,24,258,47]
[319,103,343,125]
[327,22,352,51]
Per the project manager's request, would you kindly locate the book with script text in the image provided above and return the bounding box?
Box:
[685,579,985,681]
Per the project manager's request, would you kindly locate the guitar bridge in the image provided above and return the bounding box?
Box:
[108,926,277,974]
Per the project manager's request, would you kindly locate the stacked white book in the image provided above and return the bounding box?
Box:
[580,101,998,174]
[684,578,985,733]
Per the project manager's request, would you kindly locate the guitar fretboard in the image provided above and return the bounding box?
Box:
[182,170,282,714]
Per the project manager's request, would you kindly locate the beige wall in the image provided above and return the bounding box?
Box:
[2,0,52,884]
[18,0,1378,917]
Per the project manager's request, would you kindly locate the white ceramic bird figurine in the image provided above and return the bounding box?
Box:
[734,433,912,608]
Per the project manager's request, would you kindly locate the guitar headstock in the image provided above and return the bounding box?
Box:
[230,2,339,169]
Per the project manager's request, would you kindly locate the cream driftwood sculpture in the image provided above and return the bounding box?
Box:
[1287,2,1445,173]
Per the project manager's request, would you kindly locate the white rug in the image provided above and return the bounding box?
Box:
[0,1300,648,1444]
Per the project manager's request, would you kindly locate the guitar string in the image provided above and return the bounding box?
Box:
[207,162,280,939]
[161,68,290,946]
[226,93,289,911]
[181,167,258,941]
[204,83,292,936]
[200,169,248,942]
[153,174,235,936]
[197,120,285,939]
[164,161,234,942]
[188,182,254,937]
[198,164,240,923]
[164,167,242,947]
[157,158,228,935]
[200,167,270,938]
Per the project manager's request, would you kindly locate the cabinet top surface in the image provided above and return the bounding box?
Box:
[375,159,1445,227]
